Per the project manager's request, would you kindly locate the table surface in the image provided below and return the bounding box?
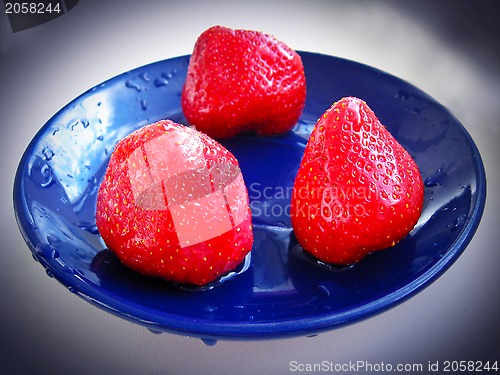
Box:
[1,1,499,374]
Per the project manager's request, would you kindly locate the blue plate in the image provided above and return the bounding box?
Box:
[14,52,486,339]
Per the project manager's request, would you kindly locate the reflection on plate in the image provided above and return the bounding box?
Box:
[14,52,486,340]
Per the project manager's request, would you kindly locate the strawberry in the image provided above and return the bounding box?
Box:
[290,97,424,265]
[181,25,306,139]
[95,119,253,286]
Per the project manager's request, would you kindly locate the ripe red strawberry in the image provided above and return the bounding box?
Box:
[291,97,424,265]
[181,25,306,139]
[95,119,253,285]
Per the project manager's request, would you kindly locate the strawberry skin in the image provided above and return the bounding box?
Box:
[291,97,424,265]
[96,120,253,285]
[181,25,306,139]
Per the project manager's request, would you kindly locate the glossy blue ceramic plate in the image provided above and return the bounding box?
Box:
[14,52,486,340]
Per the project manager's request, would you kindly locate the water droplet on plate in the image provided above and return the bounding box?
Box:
[205,305,219,313]
[147,329,163,335]
[125,80,142,92]
[40,164,54,188]
[424,169,447,187]
[395,90,411,101]
[316,283,331,296]
[408,107,420,115]
[42,147,54,160]
[200,338,218,346]
[451,214,467,231]
[78,222,99,234]
[154,77,169,87]
[162,70,176,79]
[47,234,61,245]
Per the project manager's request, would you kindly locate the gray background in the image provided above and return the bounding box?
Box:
[1,0,499,374]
